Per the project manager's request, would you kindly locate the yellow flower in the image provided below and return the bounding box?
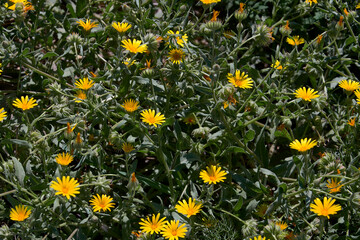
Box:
[168,49,185,64]
[0,63,2,75]
[121,99,139,112]
[348,117,356,126]
[326,178,343,193]
[210,10,220,22]
[75,77,95,90]
[223,94,237,109]
[175,198,202,218]
[10,205,31,221]
[0,108,7,122]
[227,70,253,89]
[139,213,168,234]
[112,22,131,33]
[200,0,221,4]
[140,109,166,127]
[89,194,115,212]
[289,138,317,152]
[55,152,74,166]
[200,165,227,184]
[12,96,38,110]
[249,236,269,240]
[286,36,305,46]
[123,58,136,66]
[355,89,360,99]
[167,30,188,47]
[310,197,341,219]
[271,60,286,70]
[161,220,187,240]
[294,87,320,101]
[74,90,87,102]
[305,0,317,6]
[357,3,360,9]
[338,79,360,92]
[122,142,135,153]
[77,19,98,31]
[50,176,80,199]
[121,39,148,53]
[276,221,288,230]
[5,0,34,12]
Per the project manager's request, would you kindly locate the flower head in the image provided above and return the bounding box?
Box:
[10,205,31,221]
[348,117,356,126]
[89,194,115,212]
[167,30,188,47]
[357,3,360,9]
[77,19,98,31]
[294,87,320,101]
[183,115,196,125]
[200,165,227,184]
[13,96,38,110]
[161,220,187,240]
[310,197,341,219]
[112,22,131,33]
[122,142,135,153]
[271,60,286,70]
[50,176,80,199]
[75,77,95,90]
[5,0,34,12]
[0,108,7,122]
[250,236,269,240]
[227,70,253,89]
[200,0,221,4]
[121,39,148,53]
[326,178,343,193]
[74,90,87,102]
[140,109,166,127]
[305,0,317,6]
[55,152,74,166]
[289,138,317,152]
[276,221,288,230]
[139,213,168,234]
[338,79,360,92]
[0,63,2,75]
[175,198,202,217]
[286,36,305,46]
[168,49,185,64]
[121,99,139,112]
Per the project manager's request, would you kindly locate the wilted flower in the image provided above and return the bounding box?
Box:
[122,142,135,153]
[348,117,356,126]
[326,178,343,193]
[271,60,286,70]
[167,30,188,47]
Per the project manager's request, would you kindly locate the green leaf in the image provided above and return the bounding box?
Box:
[41,52,59,60]
[233,196,243,212]
[244,129,255,144]
[12,157,25,186]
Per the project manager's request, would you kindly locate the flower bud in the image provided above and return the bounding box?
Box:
[234,3,247,22]
[127,172,139,190]
[205,21,222,31]
[73,132,83,149]
[192,127,210,139]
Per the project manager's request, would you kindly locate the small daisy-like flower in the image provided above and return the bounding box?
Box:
[112,22,131,33]
[55,152,74,166]
[348,117,356,126]
[50,176,80,199]
[200,165,227,184]
[161,220,187,240]
[0,108,7,122]
[310,197,341,219]
[249,236,269,240]
[200,0,221,4]
[338,79,360,92]
[175,198,202,217]
[294,87,320,101]
[271,60,286,70]
[121,99,139,112]
[139,213,168,234]
[140,109,166,127]
[305,0,317,6]
[168,49,185,64]
[75,77,95,90]
[10,205,31,221]
[13,96,38,110]
[89,194,115,212]
[276,221,288,230]
[286,36,305,46]
[167,30,188,47]
[326,178,343,193]
[77,19,98,31]
[121,39,148,53]
[74,90,87,102]
[289,138,317,152]
[227,70,253,89]
[122,142,135,153]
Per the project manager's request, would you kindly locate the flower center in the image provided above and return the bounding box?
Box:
[209,176,217,182]
[171,230,178,236]
[62,186,69,194]
[151,224,158,230]
[321,209,329,216]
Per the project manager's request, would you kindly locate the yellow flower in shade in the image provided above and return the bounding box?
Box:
[77,19,98,31]
[200,165,227,184]
[224,94,237,109]
[139,213,168,234]
[161,220,187,240]
[0,108,7,122]
[326,178,343,193]
[112,22,131,33]
[183,115,196,125]
[357,3,360,9]
[121,99,139,112]
[167,30,188,47]
[271,60,286,70]
[50,176,80,199]
[140,109,166,127]
[249,236,268,240]
[175,198,202,217]
[310,197,341,219]
[121,39,148,53]
[227,70,253,89]
[74,90,86,103]
[123,58,136,66]
[55,152,74,166]
[168,49,185,64]
[289,138,317,152]
[10,205,31,221]
[0,63,2,75]
[305,0,317,6]
[200,0,221,4]
[338,80,360,92]
[316,35,323,44]
[294,87,320,101]
[122,142,135,153]
[348,117,356,126]
[75,77,95,90]
[5,0,34,12]
[210,10,220,22]
[12,96,38,110]
[276,221,288,230]
[355,89,360,99]
[89,194,115,212]
[286,36,305,46]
